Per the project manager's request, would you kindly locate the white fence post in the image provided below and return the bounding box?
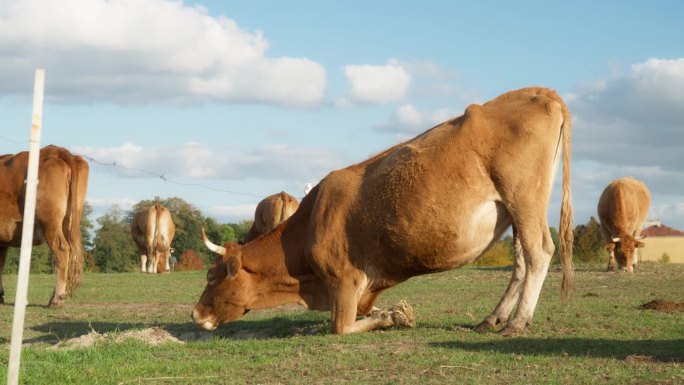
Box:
[7,69,45,385]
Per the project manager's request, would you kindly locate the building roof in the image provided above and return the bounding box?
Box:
[641,223,684,237]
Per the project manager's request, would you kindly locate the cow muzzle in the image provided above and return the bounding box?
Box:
[191,307,218,331]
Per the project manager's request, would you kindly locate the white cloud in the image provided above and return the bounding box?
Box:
[566,58,684,227]
[73,142,345,182]
[343,60,410,104]
[0,0,326,107]
[650,203,684,227]
[569,58,684,172]
[378,104,456,135]
[208,204,258,220]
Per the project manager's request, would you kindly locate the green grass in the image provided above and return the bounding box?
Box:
[1,263,683,384]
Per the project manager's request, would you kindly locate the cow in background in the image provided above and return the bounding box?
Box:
[0,145,89,307]
[131,204,176,273]
[598,177,651,272]
[243,191,299,243]
[193,87,573,336]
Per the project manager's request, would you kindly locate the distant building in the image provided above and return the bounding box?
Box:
[639,220,684,264]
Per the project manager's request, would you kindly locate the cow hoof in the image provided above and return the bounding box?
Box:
[473,321,497,333]
[390,300,415,328]
[498,325,522,337]
[47,300,65,309]
[47,294,67,308]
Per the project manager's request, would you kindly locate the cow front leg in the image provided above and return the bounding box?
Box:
[330,278,414,334]
[357,290,383,316]
[150,253,159,274]
[0,247,7,304]
[475,232,525,332]
[606,248,617,272]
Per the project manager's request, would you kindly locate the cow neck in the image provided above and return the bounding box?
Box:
[240,217,316,309]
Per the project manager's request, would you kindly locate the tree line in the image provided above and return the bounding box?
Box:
[4,197,253,274]
[4,196,609,273]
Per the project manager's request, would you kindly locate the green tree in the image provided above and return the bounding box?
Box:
[81,201,95,251]
[81,201,99,272]
[4,244,53,274]
[573,217,605,263]
[204,217,237,244]
[92,205,138,273]
[4,203,96,274]
[231,220,254,243]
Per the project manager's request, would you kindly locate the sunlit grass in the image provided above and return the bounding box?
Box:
[1,263,682,384]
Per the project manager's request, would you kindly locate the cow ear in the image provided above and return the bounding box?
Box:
[225,254,242,279]
[605,242,616,251]
[636,240,646,248]
[223,243,243,279]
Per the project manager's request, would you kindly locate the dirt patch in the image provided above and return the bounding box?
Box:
[624,355,655,363]
[640,299,684,313]
[52,327,184,350]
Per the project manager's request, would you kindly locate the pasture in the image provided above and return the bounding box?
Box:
[1,262,682,384]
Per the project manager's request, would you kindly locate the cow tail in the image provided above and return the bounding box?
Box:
[558,100,574,302]
[65,154,89,295]
[155,204,163,253]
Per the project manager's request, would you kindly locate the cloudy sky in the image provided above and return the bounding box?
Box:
[1,0,683,231]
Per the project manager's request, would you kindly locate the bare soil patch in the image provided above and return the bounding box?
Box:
[639,299,684,313]
[52,327,184,350]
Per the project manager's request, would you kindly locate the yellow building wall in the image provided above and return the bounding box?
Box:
[640,237,684,264]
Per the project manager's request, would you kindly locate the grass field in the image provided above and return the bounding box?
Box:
[1,262,683,384]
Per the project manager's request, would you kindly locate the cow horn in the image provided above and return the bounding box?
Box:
[611,237,621,243]
[202,228,226,256]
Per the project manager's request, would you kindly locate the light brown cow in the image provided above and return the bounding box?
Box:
[243,191,300,243]
[131,204,176,273]
[193,87,574,336]
[597,177,651,272]
[0,145,89,307]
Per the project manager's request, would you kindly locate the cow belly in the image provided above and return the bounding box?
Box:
[391,200,511,272]
[446,201,511,266]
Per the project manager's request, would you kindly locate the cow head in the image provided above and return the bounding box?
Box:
[155,249,171,273]
[192,229,250,331]
[606,235,646,272]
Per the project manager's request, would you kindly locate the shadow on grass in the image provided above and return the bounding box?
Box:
[430,338,684,362]
[26,315,330,345]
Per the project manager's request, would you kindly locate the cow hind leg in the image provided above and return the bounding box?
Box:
[475,231,526,332]
[45,229,71,308]
[499,222,554,336]
[140,254,148,273]
[0,247,7,304]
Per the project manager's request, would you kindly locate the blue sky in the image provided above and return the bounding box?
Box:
[1,0,683,231]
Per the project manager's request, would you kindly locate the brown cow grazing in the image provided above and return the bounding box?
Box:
[193,87,574,336]
[0,145,89,307]
[131,204,176,273]
[243,191,300,243]
[597,177,651,272]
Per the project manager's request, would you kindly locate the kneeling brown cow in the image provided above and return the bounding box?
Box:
[192,87,574,336]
